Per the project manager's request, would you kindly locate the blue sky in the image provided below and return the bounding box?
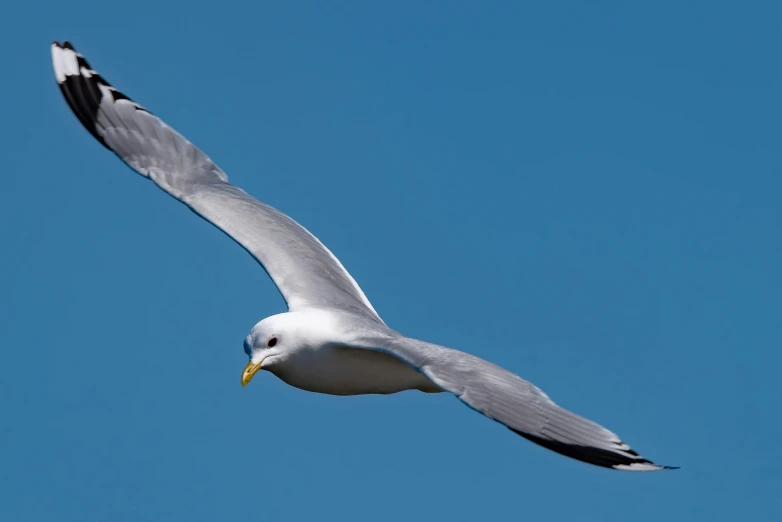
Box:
[2,1,780,520]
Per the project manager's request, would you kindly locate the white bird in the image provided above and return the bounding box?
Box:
[51,41,676,471]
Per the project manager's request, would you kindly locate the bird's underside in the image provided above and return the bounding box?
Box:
[265,343,443,396]
[51,40,677,472]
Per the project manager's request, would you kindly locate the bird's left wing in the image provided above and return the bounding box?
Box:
[352,330,676,471]
[51,41,383,323]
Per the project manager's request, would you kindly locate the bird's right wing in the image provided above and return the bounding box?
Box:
[353,331,676,471]
[51,41,383,323]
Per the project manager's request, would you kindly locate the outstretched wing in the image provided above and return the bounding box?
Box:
[356,332,676,471]
[51,41,383,323]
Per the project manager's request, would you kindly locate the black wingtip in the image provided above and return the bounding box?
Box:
[51,40,110,149]
[511,428,674,472]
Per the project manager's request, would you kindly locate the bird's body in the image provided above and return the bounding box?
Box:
[50,41,676,472]
[250,310,441,396]
[273,345,440,395]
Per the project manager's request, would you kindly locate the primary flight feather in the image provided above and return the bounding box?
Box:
[51,41,676,471]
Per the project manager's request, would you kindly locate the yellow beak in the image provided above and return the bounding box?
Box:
[241,360,263,387]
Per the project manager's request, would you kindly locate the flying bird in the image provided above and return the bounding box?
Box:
[51,41,676,471]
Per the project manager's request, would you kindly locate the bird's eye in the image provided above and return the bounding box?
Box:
[267,337,278,348]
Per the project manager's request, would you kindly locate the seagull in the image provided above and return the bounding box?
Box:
[51,41,676,472]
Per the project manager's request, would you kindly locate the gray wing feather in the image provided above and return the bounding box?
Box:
[354,330,675,471]
[51,41,382,322]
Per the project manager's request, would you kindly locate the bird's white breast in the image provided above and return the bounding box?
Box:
[268,345,442,396]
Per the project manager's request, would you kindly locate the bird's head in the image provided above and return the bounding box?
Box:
[240,313,294,386]
[240,309,338,386]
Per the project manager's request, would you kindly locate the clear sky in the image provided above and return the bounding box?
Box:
[1,1,780,521]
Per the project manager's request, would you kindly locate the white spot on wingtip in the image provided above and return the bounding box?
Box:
[51,44,79,84]
[51,44,66,83]
[614,462,663,471]
[97,83,113,100]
